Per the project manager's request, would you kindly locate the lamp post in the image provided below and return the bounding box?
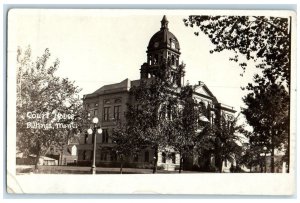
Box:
[263,146,267,173]
[87,117,102,175]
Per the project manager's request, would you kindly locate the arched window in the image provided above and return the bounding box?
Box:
[149,55,152,65]
[144,151,149,162]
[71,145,77,156]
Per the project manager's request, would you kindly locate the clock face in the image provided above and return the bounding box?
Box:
[154,42,159,48]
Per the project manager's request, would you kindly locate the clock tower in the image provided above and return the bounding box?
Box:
[140,15,185,87]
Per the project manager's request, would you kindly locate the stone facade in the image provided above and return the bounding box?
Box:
[77,16,236,171]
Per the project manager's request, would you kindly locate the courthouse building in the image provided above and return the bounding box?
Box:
[77,16,236,170]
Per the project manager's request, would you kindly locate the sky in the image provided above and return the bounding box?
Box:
[8,9,260,114]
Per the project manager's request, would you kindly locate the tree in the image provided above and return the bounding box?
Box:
[111,124,143,174]
[242,82,289,172]
[16,46,83,169]
[240,132,268,173]
[183,15,290,86]
[210,114,244,172]
[170,85,208,173]
[184,15,291,172]
[126,77,179,173]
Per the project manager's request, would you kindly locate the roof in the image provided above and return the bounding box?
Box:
[93,79,131,94]
[84,79,141,99]
[193,81,218,102]
[147,15,180,53]
[40,156,57,161]
[193,81,235,113]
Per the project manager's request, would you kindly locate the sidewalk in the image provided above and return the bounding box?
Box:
[16,165,198,174]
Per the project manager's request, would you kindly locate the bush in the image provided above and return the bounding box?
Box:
[230,165,245,173]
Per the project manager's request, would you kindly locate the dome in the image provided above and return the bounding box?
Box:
[147,15,180,53]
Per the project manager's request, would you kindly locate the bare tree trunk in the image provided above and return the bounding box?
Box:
[35,146,41,171]
[153,146,158,174]
[120,161,123,174]
[271,146,275,173]
[179,151,183,173]
[60,149,63,166]
[215,153,223,173]
[260,162,264,173]
[270,133,275,173]
[34,140,42,172]
[120,155,123,174]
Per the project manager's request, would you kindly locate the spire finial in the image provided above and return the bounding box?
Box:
[161,15,169,30]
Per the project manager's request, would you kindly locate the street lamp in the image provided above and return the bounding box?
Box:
[87,117,102,174]
[263,146,267,173]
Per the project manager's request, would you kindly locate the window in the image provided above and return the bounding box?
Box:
[103,107,110,121]
[114,98,122,103]
[100,151,108,161]
[71,146,77,156]
[84,133,88,144]
[171,55,175,65]
[154,54,158,64]
[93,109,98,116]
[144,151,149,162]
[171,153,176,164]
[149,55,152,65]
[110,151,117,161]
[102,129,109,143]
[134,154,139,162]
[114,106,121,120]
[211,114,215,125]
[162,152,166,163]
[82,151,86,160]
[104,99,110,104]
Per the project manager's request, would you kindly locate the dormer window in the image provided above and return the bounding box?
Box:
[171,41,175,49]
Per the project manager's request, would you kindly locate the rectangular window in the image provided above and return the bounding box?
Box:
[114,106,121,120]
[110,151,117,161]
[102,129,109,143]
[82,150,86,160]
[134,154,139,162]
[103,107,110,121]
[84,133,88,144]
[94,109,98,116]
[100,151,108,161]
